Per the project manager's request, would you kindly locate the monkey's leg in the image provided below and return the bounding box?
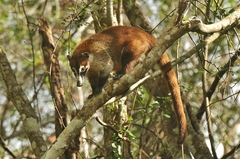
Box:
[95,75,109,94]
[88,75,109,99]
[87,74,99,99]
[122,55,139,75]
[114,50,140,79]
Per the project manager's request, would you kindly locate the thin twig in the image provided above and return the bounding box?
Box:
[21,0,41,124]
[54,0,95,52]
[221,142,240,159]
[202,34,218,159]
[196,48,240,120]
[0,135,16,158]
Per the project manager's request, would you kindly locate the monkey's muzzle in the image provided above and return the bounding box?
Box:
[77,75,84,87]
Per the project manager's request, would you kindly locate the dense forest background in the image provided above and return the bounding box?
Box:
[0,0,240,158]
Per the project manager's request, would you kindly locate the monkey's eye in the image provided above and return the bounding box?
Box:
[79,66,87,73]
[79,66,88,76]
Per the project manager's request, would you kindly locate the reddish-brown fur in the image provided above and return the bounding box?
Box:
[68,26,156,97]
[159,53,187,144]
[68,26,187,144]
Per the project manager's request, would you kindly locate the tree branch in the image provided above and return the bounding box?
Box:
[0,135,16,159]
[116,0,123,25]
[191,7,240,34]
[0,49,47,158]
[106,0,115,26]
[221,142,240,159]
[196,48,240,120]
[38,18,71,158]
[123,0,152,32]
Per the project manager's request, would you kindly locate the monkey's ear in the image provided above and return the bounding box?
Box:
[67,55,71,61]
[82,52,89,59]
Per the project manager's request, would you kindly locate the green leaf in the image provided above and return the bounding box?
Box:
[163,114,171,119]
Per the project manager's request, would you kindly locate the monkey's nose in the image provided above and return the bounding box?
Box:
[77,80,83,87]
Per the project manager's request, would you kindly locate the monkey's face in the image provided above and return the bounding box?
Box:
[67,52,90,87]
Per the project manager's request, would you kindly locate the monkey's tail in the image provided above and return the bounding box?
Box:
[159,52,187,145]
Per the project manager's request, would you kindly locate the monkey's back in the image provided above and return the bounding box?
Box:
[72,26,157,80]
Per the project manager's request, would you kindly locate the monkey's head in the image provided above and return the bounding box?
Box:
[67,52,90,87]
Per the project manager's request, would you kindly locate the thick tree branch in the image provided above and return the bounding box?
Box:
[106,0,115,26]
[0,49,47,158]
[116,0,123,25]
[38,18,71,158]
[123,0,152,32]
[176,0,189,24]
[172,18,240,67]
[192,7,240,34]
